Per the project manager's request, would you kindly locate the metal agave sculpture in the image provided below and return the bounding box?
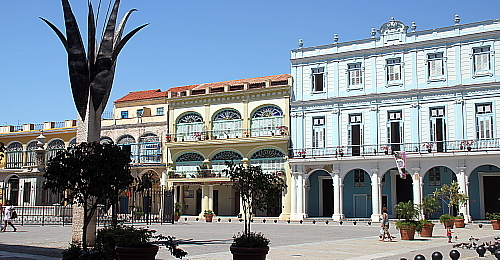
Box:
[40,0,148,120]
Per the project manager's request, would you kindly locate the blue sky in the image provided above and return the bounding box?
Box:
[1,0,499,126]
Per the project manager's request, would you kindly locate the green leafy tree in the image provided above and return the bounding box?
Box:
[44,142,133,250]
[223,161,287,236]
[432,181,468,216]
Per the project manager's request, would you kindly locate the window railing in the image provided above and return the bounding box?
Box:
[167,126,289,142]
[290,138,500,158]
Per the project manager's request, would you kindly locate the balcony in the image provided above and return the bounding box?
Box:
[166,126,289,143]
[167,167,285,180]
[291,139,500,159]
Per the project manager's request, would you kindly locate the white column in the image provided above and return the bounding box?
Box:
[370,169,382,222]
[290,172,297,218]
[411,168,422,206]
[201,184,208,216]
[332,170,344,221]
[457,166,471,222]
[208,185,214,213]
[293,173,307,220]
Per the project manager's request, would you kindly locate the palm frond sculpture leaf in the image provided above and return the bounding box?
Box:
[40,0,148,119]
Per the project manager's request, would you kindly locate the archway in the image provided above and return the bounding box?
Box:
[306,170,332,217]
[423,166,456,217]
[469,165,500,219]
[343,169,371,218]
[6,175,20,206]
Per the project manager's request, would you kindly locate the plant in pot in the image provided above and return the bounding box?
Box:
[485,212,500,230]
[395,201,421,240]
[94,224,187,260]
[174,202,182,221]
[418,196,440,237]
[439,214,455,229]
[432,181,468,228]
[203,209,214,222]
[223,161,287,260]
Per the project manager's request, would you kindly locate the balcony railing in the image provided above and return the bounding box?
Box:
[168,167,286,179]
[291,139,499,158]
[166,126,289,142]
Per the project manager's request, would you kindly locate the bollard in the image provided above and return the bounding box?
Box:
[228,219,231,222]
[274,219,277,223]
[340,221,343,225]
[368,221,372,225]
[353,220,357,225]
[479,224,483,228]
[196,217,199,221]
[326,220,329,225]
[312,220,316,224]
[489,245,498,254]
[400,258,408,260]
[449,250,460,260]
[262,219,266,223]
[431,251,443,260]
[494,249,500,260]
[476,246,486,257]
[414,254,425,260]
[300,220,303,224]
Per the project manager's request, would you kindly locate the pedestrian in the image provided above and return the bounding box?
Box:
[380,208,392,242]
[2,200,17,232]
[446,225,453,243]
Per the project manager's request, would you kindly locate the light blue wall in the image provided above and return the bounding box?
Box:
[343,170,372,218]
[307,170,331,217]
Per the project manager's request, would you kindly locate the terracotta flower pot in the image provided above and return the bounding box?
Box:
[205,215,213,222]
[230,246,269,260]
[174,214,180,221]
[399,226,416,240]
[455,218,465,228]
[115,245,159,260]
[491,220,500,230]
[442,220,454,229]
[420,224,434,237]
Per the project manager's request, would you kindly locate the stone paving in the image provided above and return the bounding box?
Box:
[0,220,499,259]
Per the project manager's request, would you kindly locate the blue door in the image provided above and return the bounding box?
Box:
[354,195,367,217]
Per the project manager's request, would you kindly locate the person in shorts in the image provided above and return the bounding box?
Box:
[380,208,392,242]
[2,200,17,232]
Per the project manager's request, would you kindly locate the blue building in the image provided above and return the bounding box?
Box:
[289,16,500,222]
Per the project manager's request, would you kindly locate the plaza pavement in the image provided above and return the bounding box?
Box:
[0,219,499,259]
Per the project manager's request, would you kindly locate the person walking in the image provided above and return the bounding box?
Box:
[446,225,453,243]
[2,200,17,232]
[380,208,392,242]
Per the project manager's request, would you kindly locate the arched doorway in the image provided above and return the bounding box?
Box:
[423,166,456,217]
[469,165,500,219]
[343,169,371,218]
[306,170,332,217]
[7,176,20,206]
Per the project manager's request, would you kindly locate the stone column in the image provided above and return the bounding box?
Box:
[411,168,422,206]
[370,169,382,222]
[332,170,344,221]
[208,185,214,212]
[290,172,297,219]
[457,166,471,222]
[200,184,209,216]
[292,173,307,220]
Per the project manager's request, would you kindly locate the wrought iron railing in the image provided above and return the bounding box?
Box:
[166,126,289,142]
[290,138,500,158]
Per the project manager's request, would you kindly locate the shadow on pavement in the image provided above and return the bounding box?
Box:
[0,243,63,258]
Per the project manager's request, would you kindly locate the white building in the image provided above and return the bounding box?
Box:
[290,16,500,222]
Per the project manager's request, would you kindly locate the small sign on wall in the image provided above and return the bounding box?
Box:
[184,190,194,198]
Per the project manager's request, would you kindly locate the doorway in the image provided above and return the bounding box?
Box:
[396,174,413,204]
[322,179,333,217]
[484,176,500,214]
[354,195,368,217]
[351,125,361,156]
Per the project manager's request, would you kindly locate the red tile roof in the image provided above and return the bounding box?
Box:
[115,89,167,103]
[115,74,290,103]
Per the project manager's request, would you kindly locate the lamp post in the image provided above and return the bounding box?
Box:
[34,132,47,173]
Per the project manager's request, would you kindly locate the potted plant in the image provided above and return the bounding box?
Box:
[439,214,455,229]
[94,224,187,260]
[485,213,500,230]
[174,202,182,221]
[223,161,287,260]
[432,181,468,228]
[422,142,434,153]
[297,149,306,158]
[203,209,214,222]
[418,196,440,237]
[133,206,145,220]
[381,146,389,155]
[460,140,475,151]
[454,214,465,228]
[395,201,421,240]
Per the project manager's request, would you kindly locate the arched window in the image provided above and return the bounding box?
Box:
[176,112,204,141]
[69,138,77,147]
[139,133,161,163]
[175,152,204,178]
[26,141,38,166]
[211,150,243,175]
[250,148,285,175]
[6,142,23,169]
[117,135,138,163]
[212,109,242,139]
[47,139,66,159]
[100,137,114,145]
[251,105,284,137]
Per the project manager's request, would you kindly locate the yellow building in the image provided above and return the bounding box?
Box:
[0,121,77,206]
